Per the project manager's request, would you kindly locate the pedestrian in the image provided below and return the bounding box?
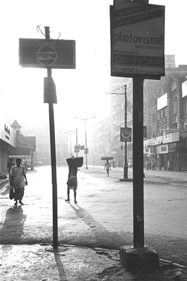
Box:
[9,158,28,207]
[23,160,28,172]
[145,160,149,170]
[65,156,83,204]
[104,160,111,177]
[7,158,14,178]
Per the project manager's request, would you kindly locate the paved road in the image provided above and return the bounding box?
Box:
[0,165,187,266]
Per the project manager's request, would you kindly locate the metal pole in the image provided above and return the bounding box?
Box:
[124,85,128,179]
[69,134,72,155]
[85,119,88,169]
[76,128,78,157]
[45,26,58,249]
[133,76,144,248]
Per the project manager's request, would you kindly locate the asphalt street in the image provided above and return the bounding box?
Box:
[0,165,187,280]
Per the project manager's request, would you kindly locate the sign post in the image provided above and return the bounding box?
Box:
[44,26,58,249]
[111,0,165,271]
[19,27,76,250]
[133,76,144,248]
[120,85,130,181]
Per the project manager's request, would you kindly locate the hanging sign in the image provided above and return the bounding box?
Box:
[44,77,57,104]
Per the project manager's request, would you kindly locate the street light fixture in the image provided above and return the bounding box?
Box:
[74,116,96,169]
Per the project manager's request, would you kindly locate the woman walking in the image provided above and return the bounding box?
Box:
[10,158,28,207]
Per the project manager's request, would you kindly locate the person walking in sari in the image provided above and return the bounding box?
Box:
[10,158,28,207]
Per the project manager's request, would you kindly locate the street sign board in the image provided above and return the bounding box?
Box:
[110,3,165,77]
[44,77,57,104]
[84,148,89,154]
[120,127,131,142]
[74,145,80,153]
[19,38,76,69]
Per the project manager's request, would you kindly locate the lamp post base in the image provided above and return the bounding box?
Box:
[120,246,159,273]
[120,166,132,181]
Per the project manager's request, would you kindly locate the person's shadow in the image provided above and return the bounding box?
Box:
[70,203,131,249]
[0,206,27,243]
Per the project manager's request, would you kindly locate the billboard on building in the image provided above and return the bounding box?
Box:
[0,121,16,147]
[157,93,167,110]
[182,81,187,98]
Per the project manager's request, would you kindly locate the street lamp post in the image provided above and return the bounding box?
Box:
[74,116,95,169]
[75,128,78,157]
[108,84,130,180]
[84,119,88,168]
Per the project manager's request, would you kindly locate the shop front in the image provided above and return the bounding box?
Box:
[0,122,16,173]
[144,131,187,171]
[8,134,36,170]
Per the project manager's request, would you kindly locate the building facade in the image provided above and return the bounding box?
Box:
[144,68,187,171]
[88,55,187,171]
[0,120,36,174]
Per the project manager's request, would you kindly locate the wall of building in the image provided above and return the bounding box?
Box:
[0,121,16,174]
[0,140,9,173]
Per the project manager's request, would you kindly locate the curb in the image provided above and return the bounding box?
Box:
[0,178,9,193]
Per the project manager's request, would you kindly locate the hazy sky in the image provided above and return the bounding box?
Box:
[1,0,187,133]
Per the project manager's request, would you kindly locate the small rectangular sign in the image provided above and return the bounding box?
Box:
[84,148,89,154]
[19,38,76,69]
[120,127,131,142]
[44,77,57,104]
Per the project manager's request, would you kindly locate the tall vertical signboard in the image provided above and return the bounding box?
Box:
[110,1,165,78]
[111,0,165,271]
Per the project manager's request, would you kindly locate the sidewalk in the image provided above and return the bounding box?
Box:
[0,178,9,194]
[88,165,187,186]
[1,244,186,281]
